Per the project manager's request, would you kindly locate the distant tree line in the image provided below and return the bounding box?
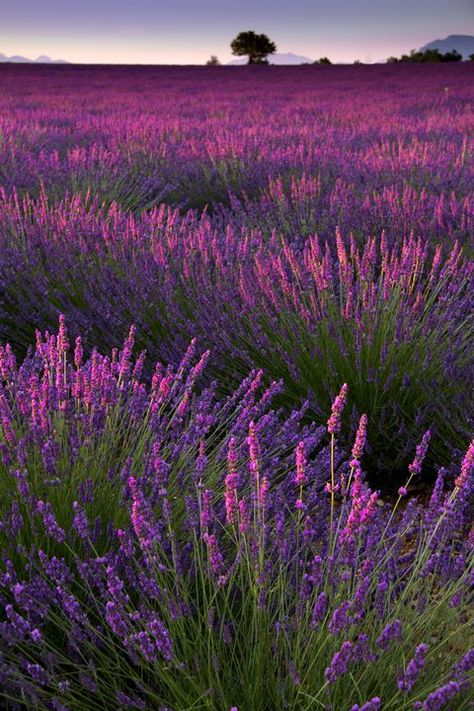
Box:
[206,33,474,67]
[387,48,463,63]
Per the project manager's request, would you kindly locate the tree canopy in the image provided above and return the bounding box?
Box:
[387,48,463,63]
[230,31,276,64]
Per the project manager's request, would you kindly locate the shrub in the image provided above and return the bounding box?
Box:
[0,320,472,709]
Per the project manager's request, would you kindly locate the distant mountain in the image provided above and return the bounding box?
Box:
[227,52,314,66]
[0,53,69,64]
[419,35,474,59]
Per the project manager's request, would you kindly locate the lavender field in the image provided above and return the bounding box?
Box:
[0,64,473,710]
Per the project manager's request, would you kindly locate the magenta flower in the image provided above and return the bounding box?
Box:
[74,336,83,369]
[294,440,307,486]
[247,420,260,484]
[454,439,474,490]
[238,498,250,534]
[327,383,348,434]
[57,314,69,358]
[351,413,368,464]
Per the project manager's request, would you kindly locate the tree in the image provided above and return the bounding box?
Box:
[393,48,463,63]
[441,49,462,62]
[206,56,221,66]
[470,53,474,61]
[315,57,332,65]
[230,31,276,64]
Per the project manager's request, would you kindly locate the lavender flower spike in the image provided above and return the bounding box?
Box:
[327,383,348,435]
[397,643,428,693]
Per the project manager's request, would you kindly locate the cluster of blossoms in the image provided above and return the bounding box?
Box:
[0,319,471,709]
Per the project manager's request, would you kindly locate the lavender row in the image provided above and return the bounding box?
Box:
[0,189,472,477]
[0,65,472,236]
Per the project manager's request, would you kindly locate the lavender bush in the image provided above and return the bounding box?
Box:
[0,320,472,709]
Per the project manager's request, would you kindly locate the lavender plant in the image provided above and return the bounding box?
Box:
[0,320,472,709]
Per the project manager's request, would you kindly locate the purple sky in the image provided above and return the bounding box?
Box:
[2,0,473,64]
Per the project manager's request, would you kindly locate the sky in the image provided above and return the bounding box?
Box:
[2,0,473,64]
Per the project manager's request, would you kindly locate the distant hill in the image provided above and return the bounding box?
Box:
[0,53,69,64]
[419,35,474,59]
[227,52,314,66]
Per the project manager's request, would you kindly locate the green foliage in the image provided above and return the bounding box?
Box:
[230,30,277,64]
[210,269,473,483]
[388,48,463,63]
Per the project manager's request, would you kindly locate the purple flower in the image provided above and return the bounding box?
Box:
[328,600,351,634]
[452,647,474,677]
[148,616,173,661]
[375,619,402,650]
[325,640,353,683]
[118,325,137,385]
[203,533,225,575]
[408,430,431,477]
[415,680,468,710]
[25,662,49,686]
[115,691,146,709]
[349,698,381,711]
[397,643,428,693]
[289,660,300,686]
[225,437,239,524]
[36,500,66,543]
[200,489,213,530]
[72,501,90,540]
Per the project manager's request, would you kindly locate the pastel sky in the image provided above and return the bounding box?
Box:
[2,0,473,64]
